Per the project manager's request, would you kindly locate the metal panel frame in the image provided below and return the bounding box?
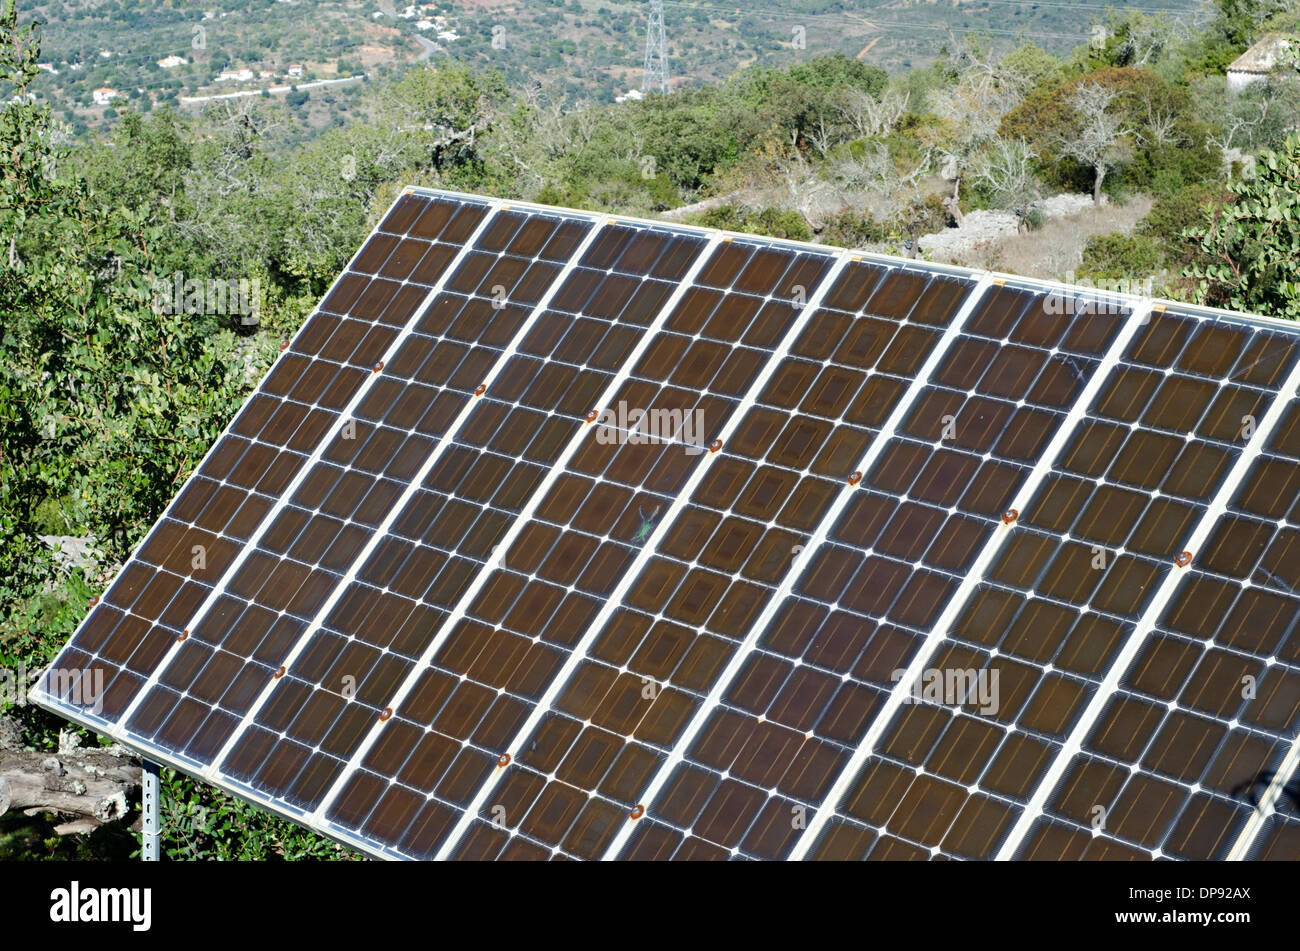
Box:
[31,185,1300,861]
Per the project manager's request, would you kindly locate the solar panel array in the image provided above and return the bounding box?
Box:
[33,188,1300,860]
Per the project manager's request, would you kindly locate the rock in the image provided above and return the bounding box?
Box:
[38,534,104,574]
[918,192,1097,259]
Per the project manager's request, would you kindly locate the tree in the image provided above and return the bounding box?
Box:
[1,0,244,609]
[971,136,1040,221]
[837,86,909,139]
[1213,0,1290,48]
[78,109,192,226]
[927,43,1029,225]
[830,140,927,221]
[1084,11,1178,69]
[376,65,511,172]
[1181,132,1300,319]
[1057,81,1136,203]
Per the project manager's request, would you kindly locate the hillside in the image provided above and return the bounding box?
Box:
[21,0,1212,136]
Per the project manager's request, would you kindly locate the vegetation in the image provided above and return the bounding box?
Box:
[2,0,1299,859]
[1183,132,1300,318]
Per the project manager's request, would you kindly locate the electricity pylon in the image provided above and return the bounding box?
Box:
[643,0,668,94]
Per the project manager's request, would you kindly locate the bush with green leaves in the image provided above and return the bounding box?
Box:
[821,209,888,248]
[1181,133,1300,319]
[0,3,348,861]
[693,205,813,242]
[1079,232,1164,281]
[1138,181,1231,265]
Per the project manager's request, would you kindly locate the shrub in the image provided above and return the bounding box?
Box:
[694,205,813,241]
[1138,181,1230,255]
[1079,232,1163,280]
[821,209,887,247]
[1181,132,1300,319]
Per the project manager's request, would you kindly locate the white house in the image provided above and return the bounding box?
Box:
[415,19,434,31]
[216,68,255,83]
[287,63,304,78]
[91,87,120,105]
[615,89,645,104]
[157,55,186,69]
[437,30,459,41]
[37,62,58,74]
[1227,35,1294,93]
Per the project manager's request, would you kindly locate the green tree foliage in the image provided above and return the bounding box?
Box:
[1181,132,1300,318]
[1002,67,1217,198]
[1000,42,1066,89]
[3,3,236,605]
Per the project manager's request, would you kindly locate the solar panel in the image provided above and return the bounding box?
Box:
[33,187,1300,861]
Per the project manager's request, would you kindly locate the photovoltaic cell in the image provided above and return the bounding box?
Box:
[33,187,1300,862]
[52,194,494,737]
[995,315,1300,861]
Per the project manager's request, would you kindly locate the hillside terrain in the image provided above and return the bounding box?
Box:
[21,0,1212,136]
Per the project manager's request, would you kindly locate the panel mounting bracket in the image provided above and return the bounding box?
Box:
[141,759,160,862]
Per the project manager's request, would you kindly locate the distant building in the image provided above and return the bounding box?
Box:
[92,87,120,105]
[157,55,186,69]
[216,68,255,83]
[415,19,434,31]
[287,64,304,78]
[259,70,276,79]
[1227,35,1295,93]
[372,9,385,17]
[437,30,459,41]
[615,89,645,104]
[37,62,57,74]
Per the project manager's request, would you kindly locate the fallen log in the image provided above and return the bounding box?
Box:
[0,717,140,830]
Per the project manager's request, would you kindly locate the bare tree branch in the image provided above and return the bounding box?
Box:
[1057,82,1136,203]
